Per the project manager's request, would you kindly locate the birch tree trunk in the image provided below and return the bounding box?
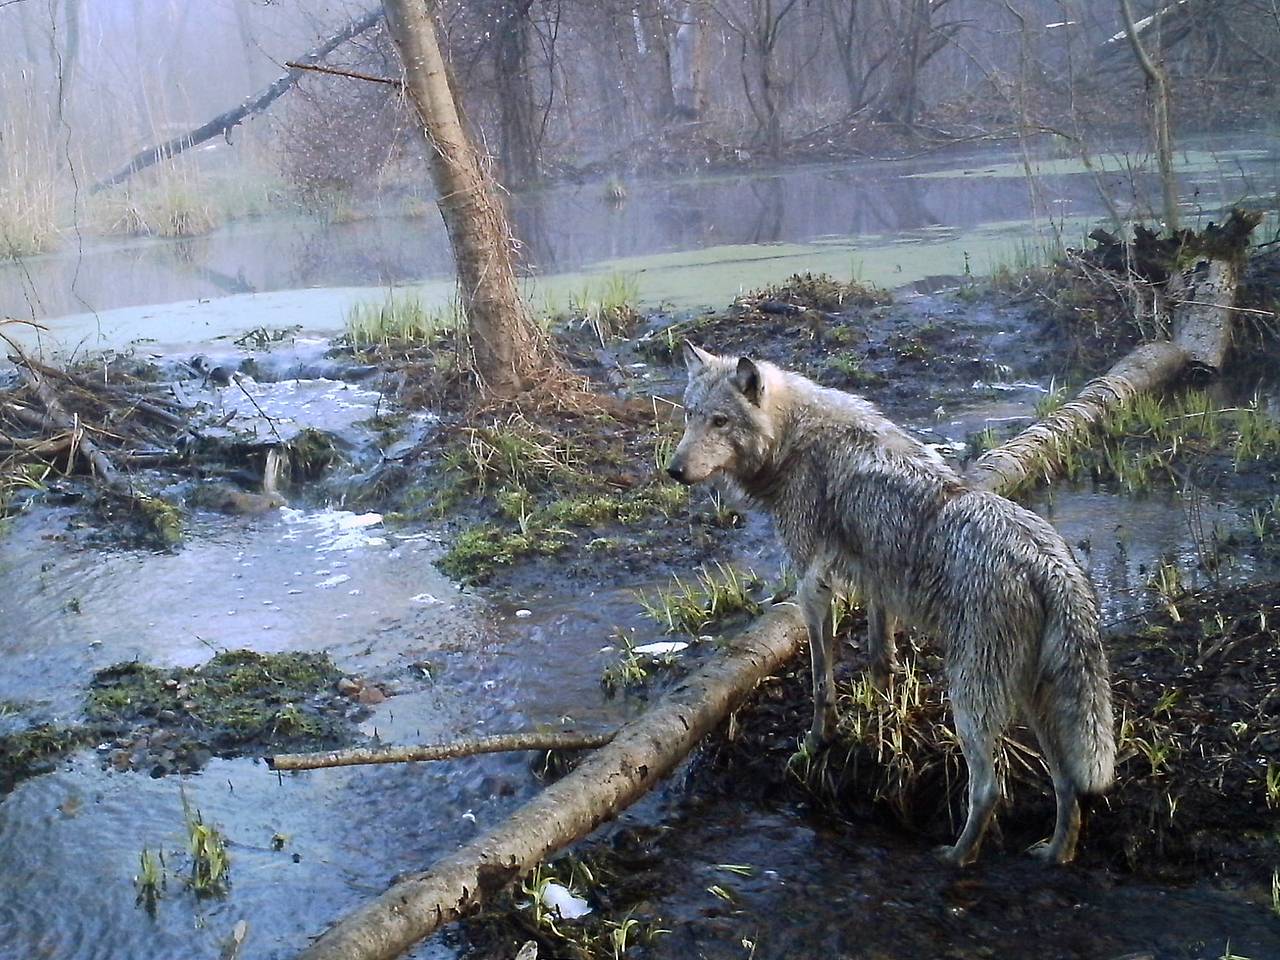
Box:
[382,0,551,397]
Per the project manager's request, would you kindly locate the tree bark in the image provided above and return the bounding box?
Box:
[294,604,806,960]
[669,1,708,118]
[89,8,385,194]
[493,0,541,185]
[382,0,551,398]
[268,730,615,771]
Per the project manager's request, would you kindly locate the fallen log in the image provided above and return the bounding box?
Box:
[268,730,616,771]
[90,8,383,194]
[294,605,806,960]
[966,342,1185,494]
[293,215,1262,960]
[970,211,1262,492]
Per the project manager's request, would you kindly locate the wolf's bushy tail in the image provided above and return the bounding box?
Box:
[1037,569,1115,794]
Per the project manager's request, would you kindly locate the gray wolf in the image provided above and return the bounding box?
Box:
[666,342,1115,865]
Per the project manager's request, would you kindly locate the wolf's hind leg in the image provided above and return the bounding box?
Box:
[866,604,898,690]
[798,570,836,753]
[937,695,1001,866]
[1026,708,1082,864]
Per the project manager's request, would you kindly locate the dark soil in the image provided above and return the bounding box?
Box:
[442,250,1280,959]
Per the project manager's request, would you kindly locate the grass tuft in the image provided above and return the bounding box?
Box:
[638,563,763,635]
[182,790,230,896]
[345,292,462,348]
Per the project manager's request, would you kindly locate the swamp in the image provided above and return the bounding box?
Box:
[1,2,1279,960]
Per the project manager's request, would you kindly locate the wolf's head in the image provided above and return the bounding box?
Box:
[666,342,779,486]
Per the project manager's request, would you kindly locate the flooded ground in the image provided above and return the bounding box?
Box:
[3,137,1280,960]
[5,131,1279,352]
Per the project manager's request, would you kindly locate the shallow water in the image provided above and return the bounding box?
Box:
[5,132,1278,352]
[2,363,1271,960]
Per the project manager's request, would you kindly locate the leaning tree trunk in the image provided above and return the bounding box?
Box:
[90,8,384,194]
[291,213,1260,960]
[382,0,551,398]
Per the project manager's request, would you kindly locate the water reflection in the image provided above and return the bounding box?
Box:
[4,134,1275,323]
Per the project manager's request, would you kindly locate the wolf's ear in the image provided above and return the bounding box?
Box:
[681,340,714,371]
[733,357,763,404]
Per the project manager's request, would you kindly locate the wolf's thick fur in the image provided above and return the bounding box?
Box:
[667,343,1115,865]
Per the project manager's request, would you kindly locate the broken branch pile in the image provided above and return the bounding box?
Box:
[0,330,192,543]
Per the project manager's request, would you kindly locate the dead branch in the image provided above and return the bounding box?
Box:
[17,363,129,492]
[90,8,383,194]
[1120,0,1179,231]
[268,730,616,771]
[283,61,401,87]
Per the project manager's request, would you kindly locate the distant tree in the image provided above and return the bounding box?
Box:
[714,0,802,160]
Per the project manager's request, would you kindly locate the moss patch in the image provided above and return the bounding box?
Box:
[88,650,361,774]
[0,724,93,793]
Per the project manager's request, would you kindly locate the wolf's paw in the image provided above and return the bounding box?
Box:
[802,728,831,756]
[1025,840,1073,865]
[933,843,974,867]
[870,660,900,692]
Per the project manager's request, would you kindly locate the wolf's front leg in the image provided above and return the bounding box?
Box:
[866,604,899,690]
[798,569,836,752]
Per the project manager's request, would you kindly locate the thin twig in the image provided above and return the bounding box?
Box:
[285,61,401,87]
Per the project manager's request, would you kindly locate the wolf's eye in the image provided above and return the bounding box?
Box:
[711,415,729,428]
